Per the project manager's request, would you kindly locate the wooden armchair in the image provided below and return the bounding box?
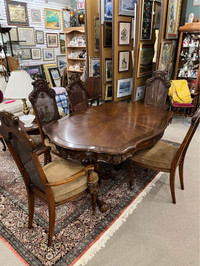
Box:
[144,71,171,109]
[0,111,98,246]
[129,108,200,204]
[66,78,89,113]
[85,77,101,106]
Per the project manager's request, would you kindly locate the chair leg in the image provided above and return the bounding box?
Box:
[28,193,35,229]
[129,160,134,190]
[44,151,52,165]
[179,161,184,190]
[91,191,97,215]
[48,203,55,246]
[169,171,176,204]
[0,136,6,151]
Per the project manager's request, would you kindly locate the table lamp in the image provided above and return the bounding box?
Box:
[4,70,34,115]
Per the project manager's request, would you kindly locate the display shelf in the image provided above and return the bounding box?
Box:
[67,69,84,73]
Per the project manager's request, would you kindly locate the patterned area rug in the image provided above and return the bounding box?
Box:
[0,148,160,266]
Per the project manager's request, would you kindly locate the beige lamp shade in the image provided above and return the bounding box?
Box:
[4,70,34,99]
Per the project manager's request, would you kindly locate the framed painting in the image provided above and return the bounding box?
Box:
[105,58,112,82]
[193,0,200,5]
[158,41,173,71]
[59,33,65,53]
[104,22,112,47]
[140,0,154,40]
[30,9,42,23]
[105,84,113,101]
[10,27,18,41]
[43,48,55,61]
[119,21,131,46]
[154,2,161,29]
[46,33,58,48]
[119,0,136,16]
[18,27,35,46]
[31,48,41,60]
[43,63,57,86]
[20,48,31,60]
[5,0,29,26]
[44,9,61,30]
[104,0,112,21]
[56,55,67,75]
[63,9,70,29]
[23,65,44,79]
[137,44,154,77]
[89,57,100,77]
[94,16,100,52]
[135,85,145,102]
[118,51,130,72]
[48,67,61,87]
[117,78,133,98]
[165,0,181,39]
[36,31,44,44]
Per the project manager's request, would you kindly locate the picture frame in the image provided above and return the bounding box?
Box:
[105,84,113,101]
[140,0,154,40]
[30,9,42,23]
[9,27,18,41]
[48,67,61,87]
[137,43,154,77]
[135,85,145,102]
[119,21,131,46]
[119,0,136,16]
[46,33,58,48]
[23,64,44,79]
[117,78,133,98]
[20,48,31,60]
[104,0,112,21]
[165,0,181,39]
[104,21,112,47]
[59,33,65,54]
[62,9,70,29]
[56,55,67,75]
[35,30,44,44]
[43,48,55,61]
[158,41,173,71]
[89,57,100,77]
[94,16,100,52]
[31,48,41,60]
[18,27,35,46]
[5,0,29,26]
[118,51,130,72]
[105,58,112,82]
[43,63,57,86]
[193,0,200,5]
[44,8,61,30]
[154,2,161,29]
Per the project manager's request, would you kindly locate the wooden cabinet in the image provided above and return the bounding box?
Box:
[64,27,86,82]
[174,23,200,111]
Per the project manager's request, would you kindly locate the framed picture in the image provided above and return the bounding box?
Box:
[20,48,31,60]
[46,33,58,48]
[135,85,145,102]
[119,0,136,16]
[119,22,131,46]
[36,30,44,44]
[48,67,61,87]
[104,0,112,21]
[104,22,112,47]
[158,41,173,71]
[23,64,44,79]
[18,27,35,46]
[56,55,67,75]
[44,9,61,30]
[137,44,154,77]
[9,27,18,41]
[30,9,42,23]
[165,0,181,39]
[5,0,29,26]
[105,59,112,82]
[118,51,130,72]
[140,0,154,40]
[31,48,41,60]
[43,48,55,61]
[94,16,100,52]
[89,57,100,77]
[63,9,70,29]
[117,78,133,98]
[59,33,65,53]
[43,63,57,86]
[193,0,200,5]
[105,84,112,101]
[154,2,161,29]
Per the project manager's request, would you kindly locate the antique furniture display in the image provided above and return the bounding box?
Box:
[43,102,173,165]
[144,70,171,109]
[85,77,101,106]
[0,111,98,246]
[173,23,200,116]
[129,108,200,203]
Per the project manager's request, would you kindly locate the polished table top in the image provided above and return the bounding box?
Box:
[43,102,172,164]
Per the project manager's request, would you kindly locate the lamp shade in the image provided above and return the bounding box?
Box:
[4,70,34,99]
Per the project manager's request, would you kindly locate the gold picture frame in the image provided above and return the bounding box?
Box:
[137,43,154,77]
[44,8,61,30]
[43,63,57,87]
[158,41,173,71]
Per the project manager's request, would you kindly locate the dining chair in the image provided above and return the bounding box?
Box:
[85,77,101,106]
[66,77,89,113]
[0,111,99,246]
[129,108,200,204]
[144,70,171,109]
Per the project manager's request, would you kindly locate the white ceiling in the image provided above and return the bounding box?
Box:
[48,0,70,4]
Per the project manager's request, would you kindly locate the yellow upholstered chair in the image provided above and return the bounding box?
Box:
[129,108,200,204]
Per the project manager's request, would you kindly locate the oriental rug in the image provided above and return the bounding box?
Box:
[0,148,162,266]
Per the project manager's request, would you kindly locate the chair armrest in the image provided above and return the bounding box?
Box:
[36,146,51,156]
[45,164,95,187]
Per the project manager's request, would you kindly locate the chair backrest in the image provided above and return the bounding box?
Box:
[29,79,60,142]
[0,111,46,192]
[85,77,101,105]
[173,108,200,167]
[66,78,89,113]
[144,71,171,109]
